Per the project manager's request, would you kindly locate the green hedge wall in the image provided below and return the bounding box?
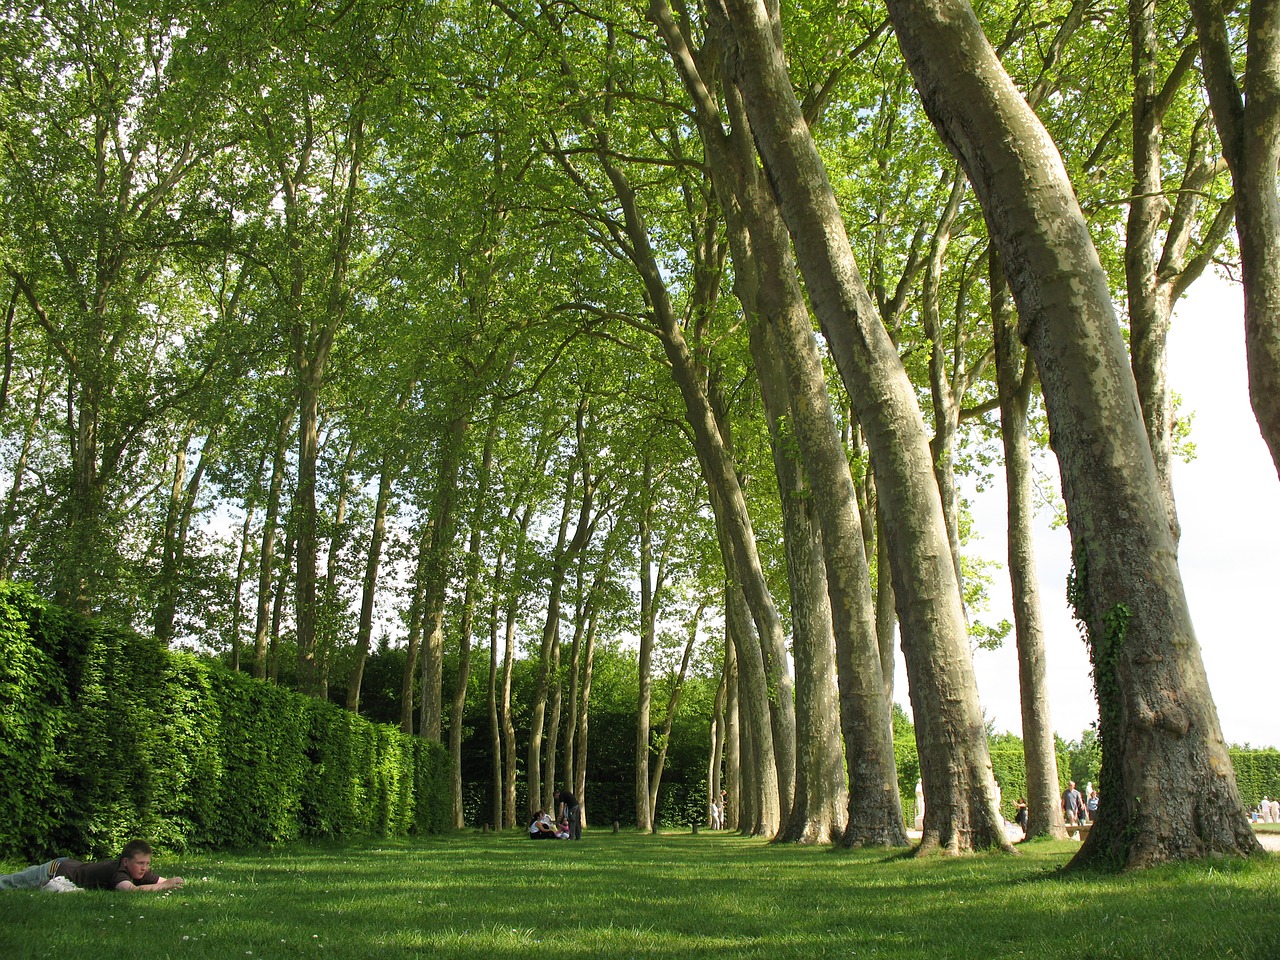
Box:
[1229,748,1280,811]
[0,581,449,860]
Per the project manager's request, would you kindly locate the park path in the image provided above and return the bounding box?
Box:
[1255,831,1280,853]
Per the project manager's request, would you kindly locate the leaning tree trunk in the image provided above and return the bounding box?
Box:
[650,0,904,844]
[578,127,796,829]
[890,0,1260,866]
[1125,2,1234,544]
[1191,0,1280,483]
[721,0,1008,853]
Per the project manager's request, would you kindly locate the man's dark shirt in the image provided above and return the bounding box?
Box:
[56,857,159,890]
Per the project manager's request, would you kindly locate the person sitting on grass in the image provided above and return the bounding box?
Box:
[528,811,558,839]
[0,839,185,893]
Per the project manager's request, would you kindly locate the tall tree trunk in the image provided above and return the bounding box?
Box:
[254,410,295,680]
[555,109,796,832]
[488,590,503,832]
[992,256,1066,841]
[571,525,622,828]
[269,518,296,685]
[289,112,364,700]
[419,414,468,742]
[650,0,905,841]
[751,322,848,845]
[450,415,497,827]
[720,0,1007,852]
[574,595,600,829]
[294,377,323,696]
[722,568,777,834]
[229,479,260,673]
[1191,0,1280,482]
[560,559,588,797]
[317,433,357,701]
[154,421,193,643]
[723,627,741,832]
[346,452,397,712]
[400,521,432,734]
[648,604,703,824]
[635,456,668,831]
[921,171,974,596]
[892,0,1259,865]
[527,470,575,819]
[1127,4,1235,544]
[708,663,727,827]
[545,626,564,812]
[501,507,534,827]
[528,442,596,816]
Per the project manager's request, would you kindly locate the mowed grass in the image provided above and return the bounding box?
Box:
[1,830,1277,960]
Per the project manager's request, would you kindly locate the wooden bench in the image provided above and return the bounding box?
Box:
[1066,822,1091,839]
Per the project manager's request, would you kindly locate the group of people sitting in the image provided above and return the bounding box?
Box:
[528,788,582,840]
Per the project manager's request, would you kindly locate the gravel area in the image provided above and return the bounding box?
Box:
[1254,831,1280,853]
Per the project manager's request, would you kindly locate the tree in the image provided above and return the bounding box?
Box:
[1,0,238,613]
[886,0,1259,866]
[1189,0,1280,483]
[718,0,1009,852]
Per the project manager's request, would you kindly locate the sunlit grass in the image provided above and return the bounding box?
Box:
[1,830,1276,958]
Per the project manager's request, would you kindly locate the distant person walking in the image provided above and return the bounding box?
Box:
[1062,781,1086,826]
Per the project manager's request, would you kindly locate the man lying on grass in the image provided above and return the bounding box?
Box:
[0,839,185,893]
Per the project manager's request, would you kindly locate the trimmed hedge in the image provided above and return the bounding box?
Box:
[1229,748,1280,810]
[0,581,449,860]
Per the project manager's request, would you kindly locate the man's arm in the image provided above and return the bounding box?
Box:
[114,875,185,892]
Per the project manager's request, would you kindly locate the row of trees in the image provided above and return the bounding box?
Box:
[0,0,1269,867]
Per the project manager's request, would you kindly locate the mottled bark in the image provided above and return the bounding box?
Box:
[561,118,795,831]
[722,569,777,834]
[1191,0,1280,483]
[651,0,905,844]
[891,0,1259,866]
[992,257,1066,841]
[755,324,848,845]
[1127,3,1232,543]
[721,0,1008,852]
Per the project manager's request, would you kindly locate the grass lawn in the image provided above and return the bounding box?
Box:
[1,831,1276,959]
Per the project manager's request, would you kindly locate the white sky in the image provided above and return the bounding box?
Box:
[918,275,1280,749]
